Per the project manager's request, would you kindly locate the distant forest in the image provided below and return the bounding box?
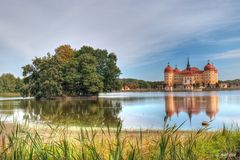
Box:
[219,79,240,87]
[0,73,23,94]
[120,78,164,90]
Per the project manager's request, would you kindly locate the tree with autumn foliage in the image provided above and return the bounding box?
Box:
[22,44,121,99]
[55,44,74,63]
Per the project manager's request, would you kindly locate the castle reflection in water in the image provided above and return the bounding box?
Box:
[165,93,219,122]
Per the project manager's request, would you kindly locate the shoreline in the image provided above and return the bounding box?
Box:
[1,88,240,101]
[119,87,240,92]
[0,121,219,136]
[0,120,224,133]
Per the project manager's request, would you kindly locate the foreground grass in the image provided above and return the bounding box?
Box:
[0,122,240,160]
[0,92,21,97]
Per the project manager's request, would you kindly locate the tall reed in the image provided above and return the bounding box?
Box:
[0,120,240,160]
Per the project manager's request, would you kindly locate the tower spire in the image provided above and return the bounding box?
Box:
[187,57,190,69]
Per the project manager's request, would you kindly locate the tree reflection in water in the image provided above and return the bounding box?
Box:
[19,99,122,127]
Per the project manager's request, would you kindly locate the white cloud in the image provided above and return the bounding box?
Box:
[210,49,240,60]
[0,0,240,73]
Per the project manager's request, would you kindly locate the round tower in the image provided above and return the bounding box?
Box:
[203,60,218,86]
[164,63,174,88]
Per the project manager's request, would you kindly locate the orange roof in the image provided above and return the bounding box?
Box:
[204,62,218,72]
[174,66,181,74]
[164,64,174,73]
[164,60,218,75]
[182,67,201,75]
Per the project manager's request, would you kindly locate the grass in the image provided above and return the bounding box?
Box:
[0,121,240,159]
[0,93,21,97]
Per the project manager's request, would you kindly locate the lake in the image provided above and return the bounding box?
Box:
[0,90,240,130]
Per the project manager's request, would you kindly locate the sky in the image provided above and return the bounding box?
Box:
[0,0,240,81]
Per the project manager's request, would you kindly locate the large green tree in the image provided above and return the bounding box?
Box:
[76,54,103,95]
[75,46,121,92]
[22,53,63,99]
[62,54,103,96]
[22,44,121,99]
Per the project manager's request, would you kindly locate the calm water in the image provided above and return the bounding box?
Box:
[0,91,240,130]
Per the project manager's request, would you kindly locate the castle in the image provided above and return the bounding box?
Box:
[164,59,218,90]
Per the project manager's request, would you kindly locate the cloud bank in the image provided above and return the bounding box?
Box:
[0,0,240,78]
[211,49,240,60]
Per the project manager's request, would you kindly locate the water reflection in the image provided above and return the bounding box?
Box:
[1,91,240,130]
[0,99,122,127]
[165,93,219,123]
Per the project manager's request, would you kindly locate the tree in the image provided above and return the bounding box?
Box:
[120,78,164,90]
[0,73,20,93]
[139,80,150,89]
[61,60,79,95]
[15,77,24,93]
[55,44,74,63]
[22,44,121,99]
[22,54,63,99]
[102,53,121,92]
[75,46,121,92]
[76,54,103,95]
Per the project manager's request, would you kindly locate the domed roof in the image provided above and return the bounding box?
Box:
[164,63,173,73]
[204,63,214,70]
[204,61,217,72]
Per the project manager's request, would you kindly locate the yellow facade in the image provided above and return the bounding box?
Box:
[164,60,218,89]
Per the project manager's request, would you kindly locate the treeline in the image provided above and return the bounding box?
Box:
[22,45,121,99]
[219,79,240,84]
[0,73,23,94]
[120,78,164,90]
[219,79,240,87]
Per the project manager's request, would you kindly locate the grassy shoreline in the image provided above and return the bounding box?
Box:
[1,122,240,159]
[0,92,21,97]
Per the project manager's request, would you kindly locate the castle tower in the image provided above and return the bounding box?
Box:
[203,60,218,86]
[164,62,174,88]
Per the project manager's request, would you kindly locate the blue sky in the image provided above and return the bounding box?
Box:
[0,0,240,81]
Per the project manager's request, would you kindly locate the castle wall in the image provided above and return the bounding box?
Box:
[164,72,174,86]
[173,74,183,85]
[203,71,218,85]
